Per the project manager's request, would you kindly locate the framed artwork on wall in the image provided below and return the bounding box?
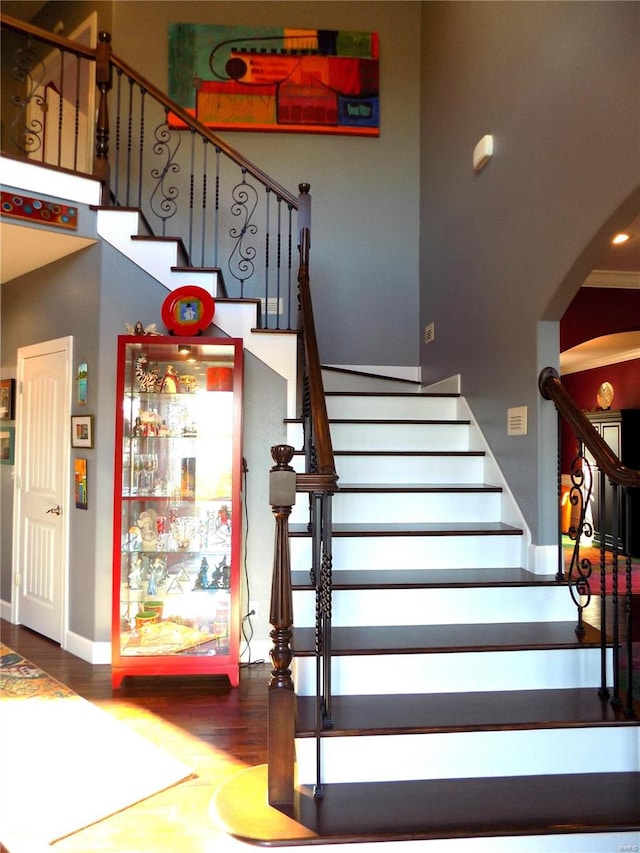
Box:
[168,23,379,137]
[0,427,15,465]
[0,379,15,420]
[71,415,94,448]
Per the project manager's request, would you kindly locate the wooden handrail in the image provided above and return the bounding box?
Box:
[297,226,338,489]
[539,367,640,488]
[1,13,96,59]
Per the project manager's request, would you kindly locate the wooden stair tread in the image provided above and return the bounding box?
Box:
[295,688,633,735]
[291,567,560,589]
[289,521,523,537]
[214,766,640,844]
[335,482,502,492]
[293,621,602,655]
[328,417,470,425]
[326,391,460,398]
[332,449,486,456]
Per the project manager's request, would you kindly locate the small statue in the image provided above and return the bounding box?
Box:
[160,365,179,394]
[193,557,210,590]
[126,322,160,336]
[128,554,144,590]
[138,509,158,551]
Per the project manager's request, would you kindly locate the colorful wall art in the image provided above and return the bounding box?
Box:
[168,24,379,136]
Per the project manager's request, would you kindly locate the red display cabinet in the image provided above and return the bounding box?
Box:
[111,335,243,688]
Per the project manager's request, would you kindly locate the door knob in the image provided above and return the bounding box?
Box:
[46,505,62,515]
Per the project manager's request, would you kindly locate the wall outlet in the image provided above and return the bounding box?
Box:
[249,600,258,617]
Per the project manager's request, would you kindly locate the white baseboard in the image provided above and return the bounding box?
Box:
[1,599,13,623]
[529,544,561,576]
[64,630,111,665]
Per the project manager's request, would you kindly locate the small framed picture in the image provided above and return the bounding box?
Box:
[71,414,94,448]
[0,379,15,420]
[0,426,15,465]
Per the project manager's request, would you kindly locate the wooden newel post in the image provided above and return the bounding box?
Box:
[268,444,297,807]
[94,31,112,205]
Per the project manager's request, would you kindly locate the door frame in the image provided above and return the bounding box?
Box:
[11,336,73,648]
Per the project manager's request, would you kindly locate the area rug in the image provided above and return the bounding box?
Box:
[563,539,640,594]
[0,644,194,850]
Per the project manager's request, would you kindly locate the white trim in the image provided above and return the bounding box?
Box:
[65,630,111,665]
[0,599,12,623]
[528,543,560,576]
[560,346,640,375]
[421,373,461,394]
[456,396,532,569]
[0,156,101,206]
[325,364,422,383]
[583,269,640,289]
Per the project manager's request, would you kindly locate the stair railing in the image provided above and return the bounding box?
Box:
[1,14,298,330]
[539,367,639,718]
[268,218,338,807]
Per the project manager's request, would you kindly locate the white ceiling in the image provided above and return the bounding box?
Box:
[0,223,96,282]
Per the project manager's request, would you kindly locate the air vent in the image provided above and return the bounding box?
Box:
[260,297,283,315]
[424,323,435,344]
[507,406,528,436]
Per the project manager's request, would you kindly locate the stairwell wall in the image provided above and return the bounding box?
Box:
[418,0,640,550]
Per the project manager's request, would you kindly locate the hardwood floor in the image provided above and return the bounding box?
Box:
[0,619,269,853]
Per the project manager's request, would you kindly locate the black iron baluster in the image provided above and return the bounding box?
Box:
[276,196,283,330]
[188,128,196,263]
[136,87,146,210]
[598,473,609,699]
[286,204,294,330]
[56,47,64,168]
[125,75,134,207]
[113,68,122,203]
[610,483,621,709]
[265,187,271,322]
[200,138,208,268]
[228,168,258,295]
[73,54,80,171]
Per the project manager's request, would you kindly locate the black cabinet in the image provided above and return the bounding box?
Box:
[584,409,640,556]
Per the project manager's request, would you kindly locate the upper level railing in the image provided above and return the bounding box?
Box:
[539,367,639,719]
[1,14,298,329]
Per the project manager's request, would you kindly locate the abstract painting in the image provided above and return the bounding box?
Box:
[168,23,379,136]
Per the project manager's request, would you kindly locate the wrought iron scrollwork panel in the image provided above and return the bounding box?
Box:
[565,453,594,635]
[149,114,181,233]
[9,39,47,156]
[228,170,259,292]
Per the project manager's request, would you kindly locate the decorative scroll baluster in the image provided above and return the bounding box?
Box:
[598,469,609,699]
[565,451,594,638]
[8,36,46,157]
[150,108,180,235]
[267,445,296,808]
[610,483,622,709]
[229,169,258,294]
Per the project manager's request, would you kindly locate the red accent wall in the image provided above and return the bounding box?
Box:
[561,358,640,471]
[560,287,640,351]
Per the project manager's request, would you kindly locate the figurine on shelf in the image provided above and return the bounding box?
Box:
[128,554,144,590]
[160,365,179,394]
[138,509,158,551]
[147,556,166,596]
[193,557,210,590]
[126,321,160,336]
[209,556,229,589]
[135,352,161,392]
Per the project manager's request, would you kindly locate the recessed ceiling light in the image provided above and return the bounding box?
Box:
[612,233,630,245]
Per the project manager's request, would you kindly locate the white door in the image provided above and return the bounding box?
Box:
[13,337,72,644]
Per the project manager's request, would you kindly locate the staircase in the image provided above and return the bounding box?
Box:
[215,367,640,851]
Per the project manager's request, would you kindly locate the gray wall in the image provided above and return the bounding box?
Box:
[108,0,421,369]
[1,234,287,646]
[419,0,640,544]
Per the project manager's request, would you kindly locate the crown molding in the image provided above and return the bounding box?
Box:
[583,269,640,289]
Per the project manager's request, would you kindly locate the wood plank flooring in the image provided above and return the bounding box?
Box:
[0,619,269,853]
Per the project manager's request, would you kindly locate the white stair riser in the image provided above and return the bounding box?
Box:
[293,648,609,696]
[327,396,458,420]
[330,422,470,452]
[290,534,524,571]
[290,490,501,525]
[333,454,485,484]
[292,586,576,627]
[294,726,640,784]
